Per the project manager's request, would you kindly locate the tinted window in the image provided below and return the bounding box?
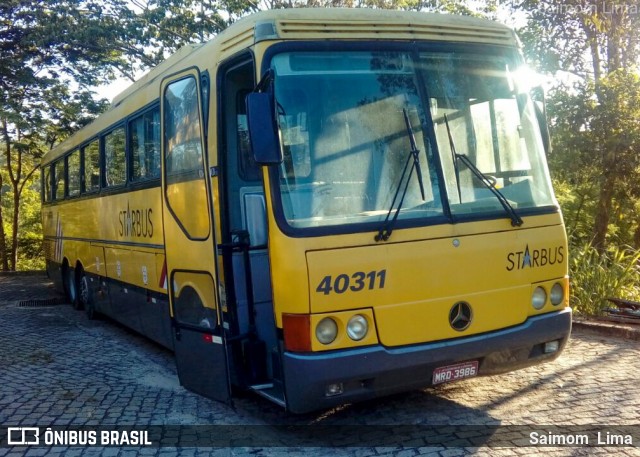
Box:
[165,77,204,175]
[54,160,65,200]
[130,107,161,182]
[43,166,52,202]
[237,90,260,181]
[105,127,126,187]
[83,140,100,193]
[164,76,210,239]
[67,150,80,197]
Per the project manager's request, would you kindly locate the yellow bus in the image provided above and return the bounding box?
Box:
[41,8,571,414]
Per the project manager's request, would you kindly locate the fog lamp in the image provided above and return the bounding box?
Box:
[544,340,560,354]
[325,383,344,397]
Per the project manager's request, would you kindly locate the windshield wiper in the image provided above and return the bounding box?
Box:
[443,114,523,227]
[404,109,427,201]
[375,108,427,242]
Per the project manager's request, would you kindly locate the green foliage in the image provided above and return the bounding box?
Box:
[0,0,121,270]
[552,178,597,243]
[0,170,43,270]
[516,0,640,249]
[569,241,640,316]
[547,70,640,248]
[16,185,44,270]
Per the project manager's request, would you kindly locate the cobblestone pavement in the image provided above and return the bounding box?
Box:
[1,273,639,456]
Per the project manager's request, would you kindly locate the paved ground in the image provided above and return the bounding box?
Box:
[0,273,639,456]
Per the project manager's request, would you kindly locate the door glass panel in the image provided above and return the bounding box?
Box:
[172,271,218,329]
[164,76,210,239]
[237,90,260,182]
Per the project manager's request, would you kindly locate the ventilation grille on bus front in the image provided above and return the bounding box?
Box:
[220,27,255,53]
[276,20,514,45]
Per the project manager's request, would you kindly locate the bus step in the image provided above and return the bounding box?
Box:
[250,383,286,408]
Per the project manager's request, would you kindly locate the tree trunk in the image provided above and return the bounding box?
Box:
[10,188,19,271]
[0,174,8,271]
[587,12,623,253]
[593,172,615,252]
[0,119,11,271]
[2,118,24,271]
[633,221,640,250]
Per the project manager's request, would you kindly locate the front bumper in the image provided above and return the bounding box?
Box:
[282,307,572,413]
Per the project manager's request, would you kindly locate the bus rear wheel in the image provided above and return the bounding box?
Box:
[79,273,97,320]
[63,265,80,309]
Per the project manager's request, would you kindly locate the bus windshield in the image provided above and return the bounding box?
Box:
[271,49,555,231]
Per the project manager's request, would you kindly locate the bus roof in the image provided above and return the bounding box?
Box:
[43,8,516,165]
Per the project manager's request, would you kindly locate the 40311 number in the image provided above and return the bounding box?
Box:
[315,270,386,295]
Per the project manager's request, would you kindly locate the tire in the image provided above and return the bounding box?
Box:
[63,266,79,308]
[78,272,96,318]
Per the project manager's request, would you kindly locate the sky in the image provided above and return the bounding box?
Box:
[96,78,136,103]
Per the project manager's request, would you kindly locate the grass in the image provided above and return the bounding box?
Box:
[569,242,640,316]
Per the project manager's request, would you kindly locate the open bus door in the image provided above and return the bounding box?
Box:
[160,69,232,405]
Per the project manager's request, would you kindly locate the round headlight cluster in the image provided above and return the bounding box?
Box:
[316,317,338,344]
[550,282,564,305]
[532,286,547,310]
[315,314,370,345]
[347,315,368,341]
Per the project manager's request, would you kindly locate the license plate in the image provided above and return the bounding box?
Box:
[432,361,479,385]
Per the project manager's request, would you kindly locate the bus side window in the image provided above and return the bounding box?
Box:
[67,150,81,197]
[83,139,100,193]
[130,107,161,182]
[104,127,126,187]
[43,165,52,202]
[54,159,65,200]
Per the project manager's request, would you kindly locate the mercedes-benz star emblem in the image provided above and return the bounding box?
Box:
[449,302,472,331]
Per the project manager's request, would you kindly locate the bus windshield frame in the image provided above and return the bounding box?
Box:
[264,42,558,237]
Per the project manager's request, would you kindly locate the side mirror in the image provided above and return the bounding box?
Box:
[246,92,282,165]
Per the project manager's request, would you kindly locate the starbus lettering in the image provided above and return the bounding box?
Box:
[506,244,564,271]
[118,202,154,238]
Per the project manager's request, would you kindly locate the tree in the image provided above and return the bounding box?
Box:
[0,0,132,270]
[515,0,640,250]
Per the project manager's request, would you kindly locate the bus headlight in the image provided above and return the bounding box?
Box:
[532,286,547,310]
[316,317,338,344]
[550,282,564,305]
[346,314,368,341]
